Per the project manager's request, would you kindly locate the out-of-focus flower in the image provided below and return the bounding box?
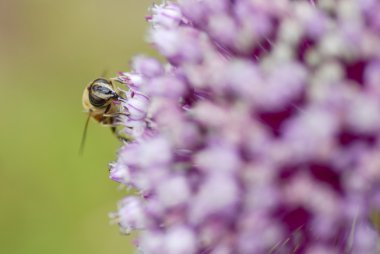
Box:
[110,0,380,253]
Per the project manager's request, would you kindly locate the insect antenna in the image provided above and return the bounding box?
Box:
[79,112,92,155]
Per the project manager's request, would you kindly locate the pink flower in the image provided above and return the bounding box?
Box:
[109,1,380,253]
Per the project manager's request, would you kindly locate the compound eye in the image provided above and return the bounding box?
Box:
[92,85,113,95]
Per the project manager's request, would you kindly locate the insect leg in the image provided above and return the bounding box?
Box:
[104,104,112,114]
[111,126,133,142]
[103,112,129,118]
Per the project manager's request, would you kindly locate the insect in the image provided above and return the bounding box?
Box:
[80,77,129,153]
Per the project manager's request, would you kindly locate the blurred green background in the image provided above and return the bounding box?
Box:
[0,1,154,253]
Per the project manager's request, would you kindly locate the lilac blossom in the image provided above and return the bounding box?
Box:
[109,0,380,253]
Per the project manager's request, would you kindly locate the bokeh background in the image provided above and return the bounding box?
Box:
[0,1,154,253]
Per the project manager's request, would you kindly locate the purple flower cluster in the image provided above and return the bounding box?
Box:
[110,0,380,253]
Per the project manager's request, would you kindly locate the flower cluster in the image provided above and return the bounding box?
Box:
[110,0,380,253]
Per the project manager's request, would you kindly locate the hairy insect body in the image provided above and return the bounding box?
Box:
[80,77,129,153]
[82,78,122,125]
